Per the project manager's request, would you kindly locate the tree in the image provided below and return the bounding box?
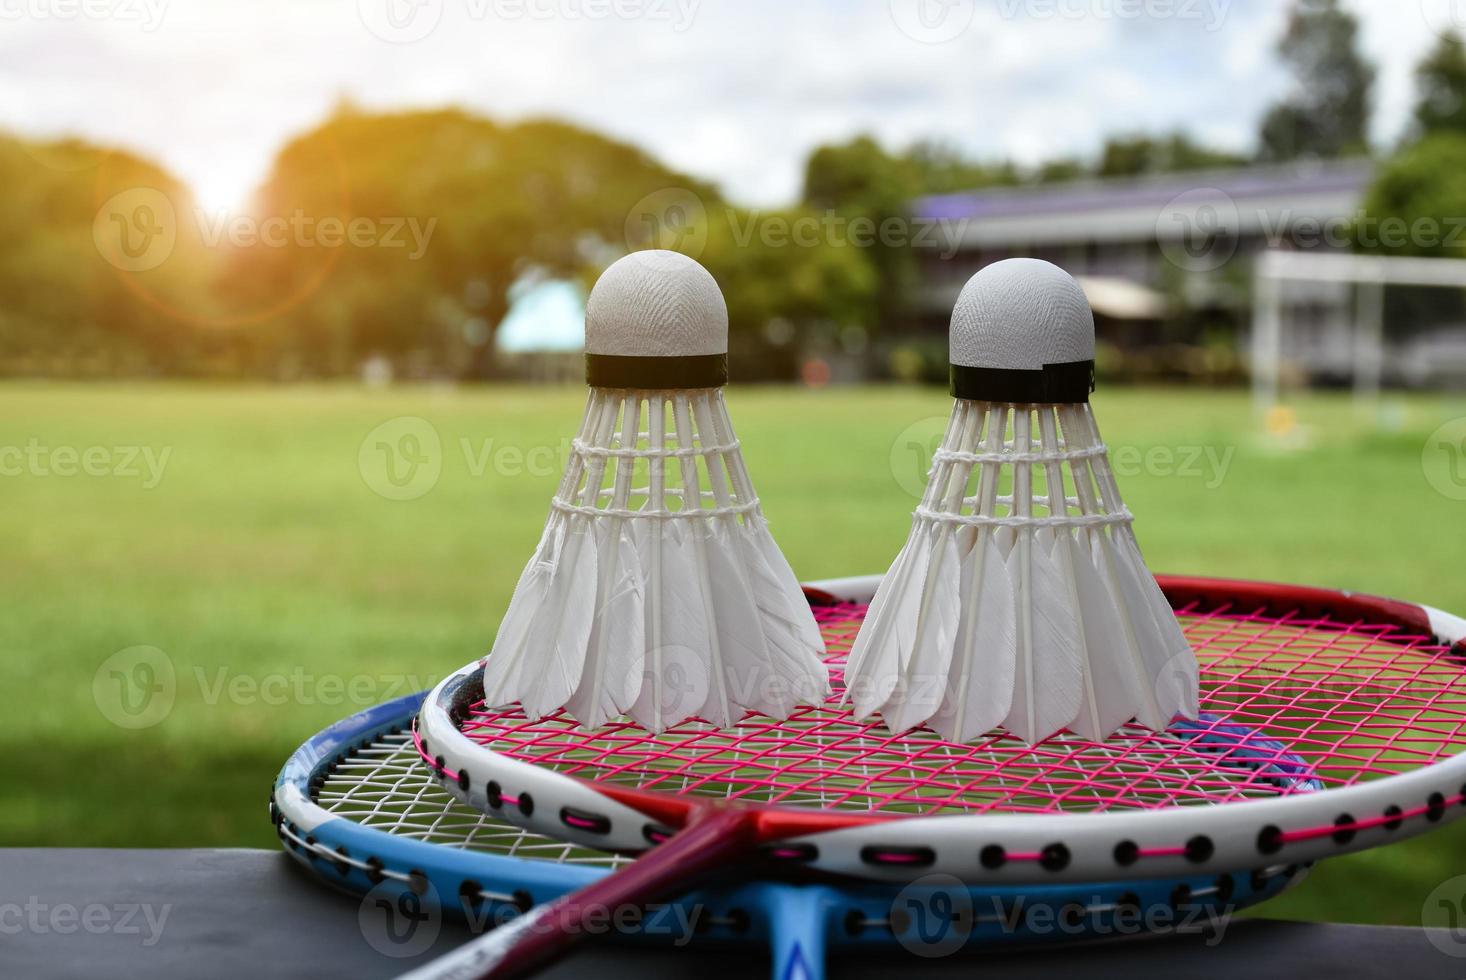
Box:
[1098,132,1247,177]
[696,205,879,380]
[1354,133,1466,258]
[801,136,919,338]
[1036,158,1087,184]
[1097,136,1153,178]
[1257,0,1375,162]
[0,135,218,376]
[219,107,719,379]
[1413,32,1466,138]
[903,140,1019,194]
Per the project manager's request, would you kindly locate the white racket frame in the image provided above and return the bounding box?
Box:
[419,575,1466,884]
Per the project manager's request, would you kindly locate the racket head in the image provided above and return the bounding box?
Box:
[273,691,1301,959]
[417,575,1466,882]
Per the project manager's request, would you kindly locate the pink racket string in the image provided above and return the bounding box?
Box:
[430,595,1466,838]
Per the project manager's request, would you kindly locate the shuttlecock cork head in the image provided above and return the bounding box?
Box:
[949,258,1096,404]
[584,250,729,389]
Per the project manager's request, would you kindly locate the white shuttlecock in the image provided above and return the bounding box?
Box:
[845,258,1199,745]
[482,250,829,732]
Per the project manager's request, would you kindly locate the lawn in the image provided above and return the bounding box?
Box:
[2,381,1464,926]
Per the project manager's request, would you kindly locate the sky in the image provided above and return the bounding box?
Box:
[0,0,1457,212]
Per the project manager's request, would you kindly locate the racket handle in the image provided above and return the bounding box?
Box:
[396,807,759,980]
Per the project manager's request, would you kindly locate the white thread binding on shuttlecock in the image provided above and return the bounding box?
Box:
[552,493,761,522]
[932,443,1108,465]
[482,253,829,733]
[571,436,741,458]
[846,257,1199,745]
[911,506,1133,530]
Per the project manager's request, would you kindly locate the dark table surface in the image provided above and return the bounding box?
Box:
[2,849,1463,979]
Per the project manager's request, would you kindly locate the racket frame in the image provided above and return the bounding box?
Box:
[417,575,1466,883]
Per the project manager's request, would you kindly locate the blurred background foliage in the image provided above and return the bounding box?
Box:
[6,0,1466,387]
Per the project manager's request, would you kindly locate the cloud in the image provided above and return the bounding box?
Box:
[0,0,1438,209]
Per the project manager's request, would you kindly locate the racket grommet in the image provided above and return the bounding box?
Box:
[1382,805,1404,831]
[763,842,818,862]
[1459,783,1466,806]
[456,769,470,792]
[1170,884,1192,908]
[1256,825,1283,855]
[1332,814,1356,844]
[486,781,503,809]
[643,823,674,846]
[1428,793,1447,822]
[1039,843,1070,872]
[365,857,385,884]
[1059,903,1086,929]
[1116,892,1141,916]
[518,793,535,817]
[459,880,484,907]
[1248,868,1269,892]
[728,909,751,934]
[1113,840,1139,866]
[843,910,866,936]
[559,806,611,835]
[859,845,935,868]
[407,870,429,896]
[512,890,533,913]
[1215,874,1235,902]
[433,755,446,776]
[979,845,1006,870]
[1184,835,1214,864]
[333,847,350,875]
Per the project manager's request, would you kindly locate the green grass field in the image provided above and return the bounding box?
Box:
[3,382,1464,925]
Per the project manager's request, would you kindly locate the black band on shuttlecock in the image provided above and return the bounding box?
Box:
[585,353,728,390]
[949,359,1095,404]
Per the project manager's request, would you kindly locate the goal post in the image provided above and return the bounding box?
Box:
[1250,250,1466,416]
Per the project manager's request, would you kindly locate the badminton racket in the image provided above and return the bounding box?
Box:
[406,574,1466,977]
[273,689,1296,979]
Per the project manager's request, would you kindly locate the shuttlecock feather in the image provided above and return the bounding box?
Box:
[483,251,829,731]
[847,257,1200,744]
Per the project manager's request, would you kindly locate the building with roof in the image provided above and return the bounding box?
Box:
[907,160,1377,375]
[494,273,586,382]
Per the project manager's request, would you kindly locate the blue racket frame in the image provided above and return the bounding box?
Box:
[274,691,1308,979]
